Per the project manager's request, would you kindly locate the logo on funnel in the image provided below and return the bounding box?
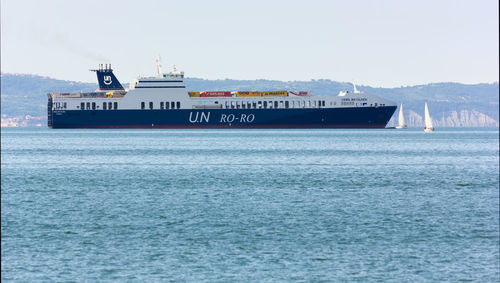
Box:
[104,76,112,85]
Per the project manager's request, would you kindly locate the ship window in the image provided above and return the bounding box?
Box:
[81,102,85,110]
[241,102,246,109]
[280,101,283,108]
[141,102,145,110]
[253,102,257,108]
[285,101,289,108]
[86,102,90,110]
[231,101,235,109]
[307,101,311,108]
[274,101,278,108]
[264,101,268,109]
[160,102,164,109]
[177,102,180,109]
[236,101,240,109]
[225,101,229,109]
[149,102,153,110]
[165,102,169,109]
[247,102,251,109]
[171,102,175,109]
[63,102,67,109]
[103,102,107,110]
[114,102,118,110]
[92,102,96,110]
[109,102,113,110]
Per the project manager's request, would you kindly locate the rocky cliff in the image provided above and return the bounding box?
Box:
[388,109,499,127]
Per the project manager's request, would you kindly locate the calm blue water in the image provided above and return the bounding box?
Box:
[2,128,499,282]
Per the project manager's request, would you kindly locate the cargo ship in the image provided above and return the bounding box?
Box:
[47,59,397,128]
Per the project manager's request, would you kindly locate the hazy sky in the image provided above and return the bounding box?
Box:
[1,0,498,87]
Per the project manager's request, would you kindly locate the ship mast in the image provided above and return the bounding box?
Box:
[352,81,360,94]
[156,55,163,77]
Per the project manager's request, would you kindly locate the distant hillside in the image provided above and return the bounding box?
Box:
[1,73,96,120]
[1,73,498,127]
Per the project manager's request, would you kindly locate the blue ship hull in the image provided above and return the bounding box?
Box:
[49,106,397,128]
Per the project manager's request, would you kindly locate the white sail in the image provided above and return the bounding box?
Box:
[396,104,407,128]
[424,102,434,131]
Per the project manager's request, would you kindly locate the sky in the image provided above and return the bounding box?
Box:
[1,0,498,87]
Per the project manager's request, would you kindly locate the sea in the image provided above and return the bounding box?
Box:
[1,127,499,282]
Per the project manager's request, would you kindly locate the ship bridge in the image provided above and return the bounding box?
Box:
[129,57,186,90]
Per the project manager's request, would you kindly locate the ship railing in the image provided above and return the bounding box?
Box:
[192,104,223,109]
[51,91,127,99]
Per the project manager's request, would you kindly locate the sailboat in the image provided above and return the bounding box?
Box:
[424,102,434,132]
[395,104,407,129]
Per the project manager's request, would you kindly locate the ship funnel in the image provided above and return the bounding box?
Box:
[91,63,124,91]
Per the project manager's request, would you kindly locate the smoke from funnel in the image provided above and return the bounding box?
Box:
[51,31,108,62]
[26,26,108,62]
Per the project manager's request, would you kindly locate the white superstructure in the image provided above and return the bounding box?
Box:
[50,60,396,112]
